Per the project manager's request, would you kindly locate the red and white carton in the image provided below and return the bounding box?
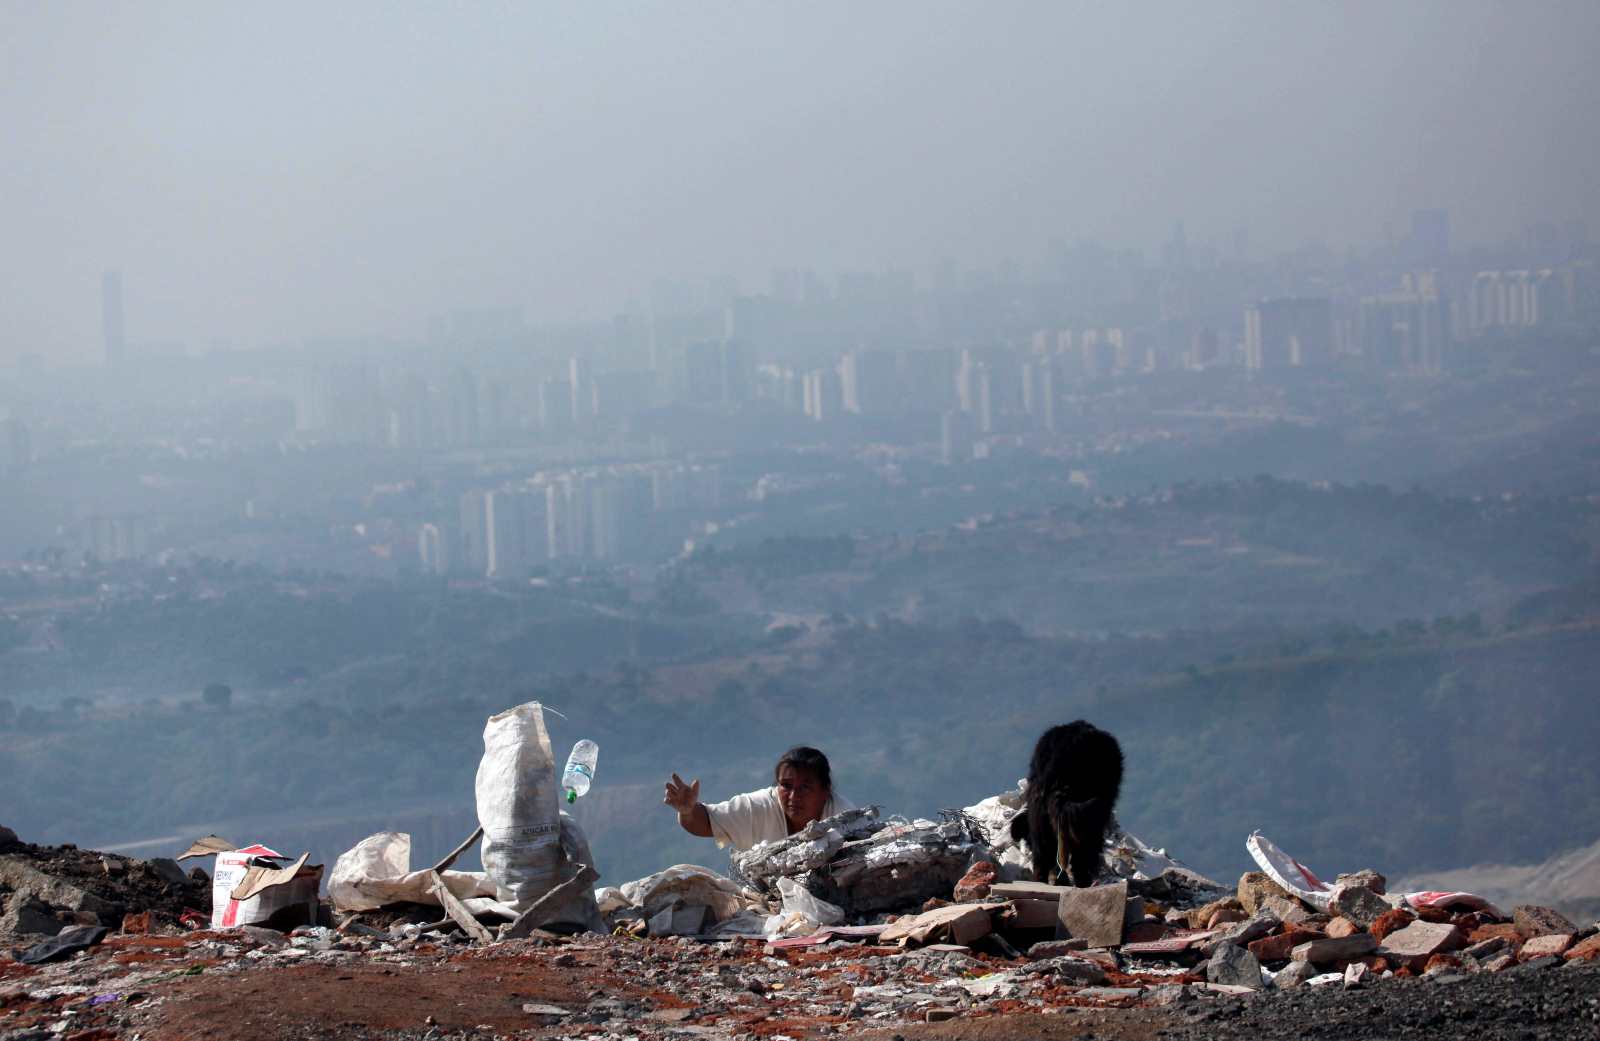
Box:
[179,837,322,929]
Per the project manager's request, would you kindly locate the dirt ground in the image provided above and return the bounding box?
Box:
[5,940,1589,1041]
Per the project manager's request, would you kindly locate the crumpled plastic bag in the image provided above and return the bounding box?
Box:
[777,876,844,926]
[328,831,498,913]
[1246,831,1334,912]
[617,864,754,923]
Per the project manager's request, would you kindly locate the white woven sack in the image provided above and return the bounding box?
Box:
[476,701,564,907]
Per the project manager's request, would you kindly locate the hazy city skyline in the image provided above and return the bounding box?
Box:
[4,0,1599,362]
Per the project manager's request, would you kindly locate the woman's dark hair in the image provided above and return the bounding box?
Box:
[774,746,832,794]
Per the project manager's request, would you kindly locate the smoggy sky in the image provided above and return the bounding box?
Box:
[3,0,1598,361]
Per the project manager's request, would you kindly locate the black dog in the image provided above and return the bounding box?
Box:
[1008,720,1123,888]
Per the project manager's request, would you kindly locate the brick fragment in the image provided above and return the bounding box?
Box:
[1468,922,1522,946]
[1249,927,1323,963]
[1369,908,1415,943]
[1480,953,1517,972]
[953,861,997,903]
[1207,907,1247,929]
[1518,933,1574,960]
[1186,897,1244,929]
[1325,917,1360,939]
[1424,954,1462,974]
[1563,934,1600,962]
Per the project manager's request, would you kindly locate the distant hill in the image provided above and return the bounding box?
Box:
[1394,835,1600,926]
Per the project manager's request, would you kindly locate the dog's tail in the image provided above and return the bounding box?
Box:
[1051,794,1115,888]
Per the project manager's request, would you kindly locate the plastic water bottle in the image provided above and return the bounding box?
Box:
[561,739,599,803]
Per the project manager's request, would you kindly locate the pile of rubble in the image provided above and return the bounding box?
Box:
[5,802,1600,1041]
[0,825,211,950]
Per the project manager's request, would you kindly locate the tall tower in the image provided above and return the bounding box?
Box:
[102,270,125,367]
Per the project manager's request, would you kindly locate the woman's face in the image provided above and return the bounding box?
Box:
[776,764,829,829]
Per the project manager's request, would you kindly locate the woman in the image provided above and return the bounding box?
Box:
[663,746,854,851]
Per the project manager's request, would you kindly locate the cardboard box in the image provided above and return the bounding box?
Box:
[180,837,323,930]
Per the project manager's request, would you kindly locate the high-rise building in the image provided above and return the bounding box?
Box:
[1360,274,1450,373]
[974,364,994,434]
[417,523,449,575]
[1022,357,1057,432]
[1466,270,1567,334]
[840,349,898,415]
[802,367,841,422]
[682,340,749,406]
[101,270,125,367]
[537,376,573,431]
[587,479,623,561]
[459,490,490,575]
[569,356,594,425]
[1244,298,1333,369]
[940,410,974,464]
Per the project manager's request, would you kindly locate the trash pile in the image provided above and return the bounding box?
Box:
[5,702,1599,1039]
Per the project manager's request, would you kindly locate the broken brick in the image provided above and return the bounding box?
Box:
[1369,908,1416,943]
[1518,933,1574,960]
[952,861,997,903]
[1249,928,1321,963]
[1325,917,1360,939]
[1564,934,1600,962]
[1185,896,1243,929]
[1468,922,1522,945]
[1423,954,1462,974]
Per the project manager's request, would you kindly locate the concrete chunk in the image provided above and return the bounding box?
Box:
[1519,933,1574,960]
[1273,959,1319,988]
[1330,885,1390,929]
[1205,942,1264,991]
[1380,921,1466,961]
[1055,881,1128,949]
[1291,933,1376,965]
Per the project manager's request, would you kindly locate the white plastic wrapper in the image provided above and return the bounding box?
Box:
[777,875,844,926]
[1246,831,1334,912]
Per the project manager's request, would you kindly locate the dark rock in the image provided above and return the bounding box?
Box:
[1334,869,1386,895]
[1513,905,1577,939]
[1330,885,1390,929]
[1206,942,1264,990]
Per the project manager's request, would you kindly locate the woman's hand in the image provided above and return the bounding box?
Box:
[663,773,701,813]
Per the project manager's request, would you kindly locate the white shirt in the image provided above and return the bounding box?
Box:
[703,785,855,851]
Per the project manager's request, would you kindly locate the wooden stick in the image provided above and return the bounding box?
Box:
[503,864,600,939]
[431,825,484,874]
[429,869,493,943]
